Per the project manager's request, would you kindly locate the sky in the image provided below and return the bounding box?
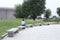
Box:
[46,0,60,17]
[0,0,60,17]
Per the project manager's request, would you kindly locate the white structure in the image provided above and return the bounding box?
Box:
[0,7,15,20]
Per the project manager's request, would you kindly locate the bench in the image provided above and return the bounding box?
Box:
[7,28,19,37]
[26,24,33,28]
[18,26,25,30]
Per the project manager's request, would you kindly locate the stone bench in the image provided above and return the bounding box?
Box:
[7,28,19,37]
[34,23,42,26]
[26,24,33,28]
[43,23,50,25]
[18,26,25,30]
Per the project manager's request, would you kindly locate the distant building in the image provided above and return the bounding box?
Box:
[0,7,15,19]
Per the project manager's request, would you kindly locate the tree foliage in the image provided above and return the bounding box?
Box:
[14,0,46,20]
[22,1,30,18]
[26,0,46,20]
[14,5,24,18]
[45,9,51,19]
[57,7,60,16]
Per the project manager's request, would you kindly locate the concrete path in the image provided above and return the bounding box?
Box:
[2,24,60,40]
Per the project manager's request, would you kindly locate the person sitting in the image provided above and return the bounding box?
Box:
[21,19,26,26]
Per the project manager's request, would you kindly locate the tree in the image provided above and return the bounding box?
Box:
[56,7,60,23]
[14,5,23,18]
[14,0,46,20]
[14,4,28,18]
[57,7,60,16]
[44,9,51,19]
[22,0,46,20]
[22,1,30,18]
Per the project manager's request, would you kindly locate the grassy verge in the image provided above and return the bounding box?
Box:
[0,18,22,36]
[0,18,58,36]
[0,18,42,36]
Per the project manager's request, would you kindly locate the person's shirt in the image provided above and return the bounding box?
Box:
[21,21,25,25]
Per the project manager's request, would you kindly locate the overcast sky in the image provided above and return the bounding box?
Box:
[0,0,60,16]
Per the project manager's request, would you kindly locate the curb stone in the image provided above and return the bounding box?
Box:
[0,36,1,40]
[1,33,7,39]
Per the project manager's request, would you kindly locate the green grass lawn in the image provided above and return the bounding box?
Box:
[0,18,58,36]
[0,18,43,36]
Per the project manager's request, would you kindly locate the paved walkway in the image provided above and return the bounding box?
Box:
[2,24,60,40]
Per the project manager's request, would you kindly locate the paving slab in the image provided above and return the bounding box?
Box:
[2,24,60,40]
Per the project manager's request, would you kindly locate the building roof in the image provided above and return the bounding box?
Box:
[0,7,14,11]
